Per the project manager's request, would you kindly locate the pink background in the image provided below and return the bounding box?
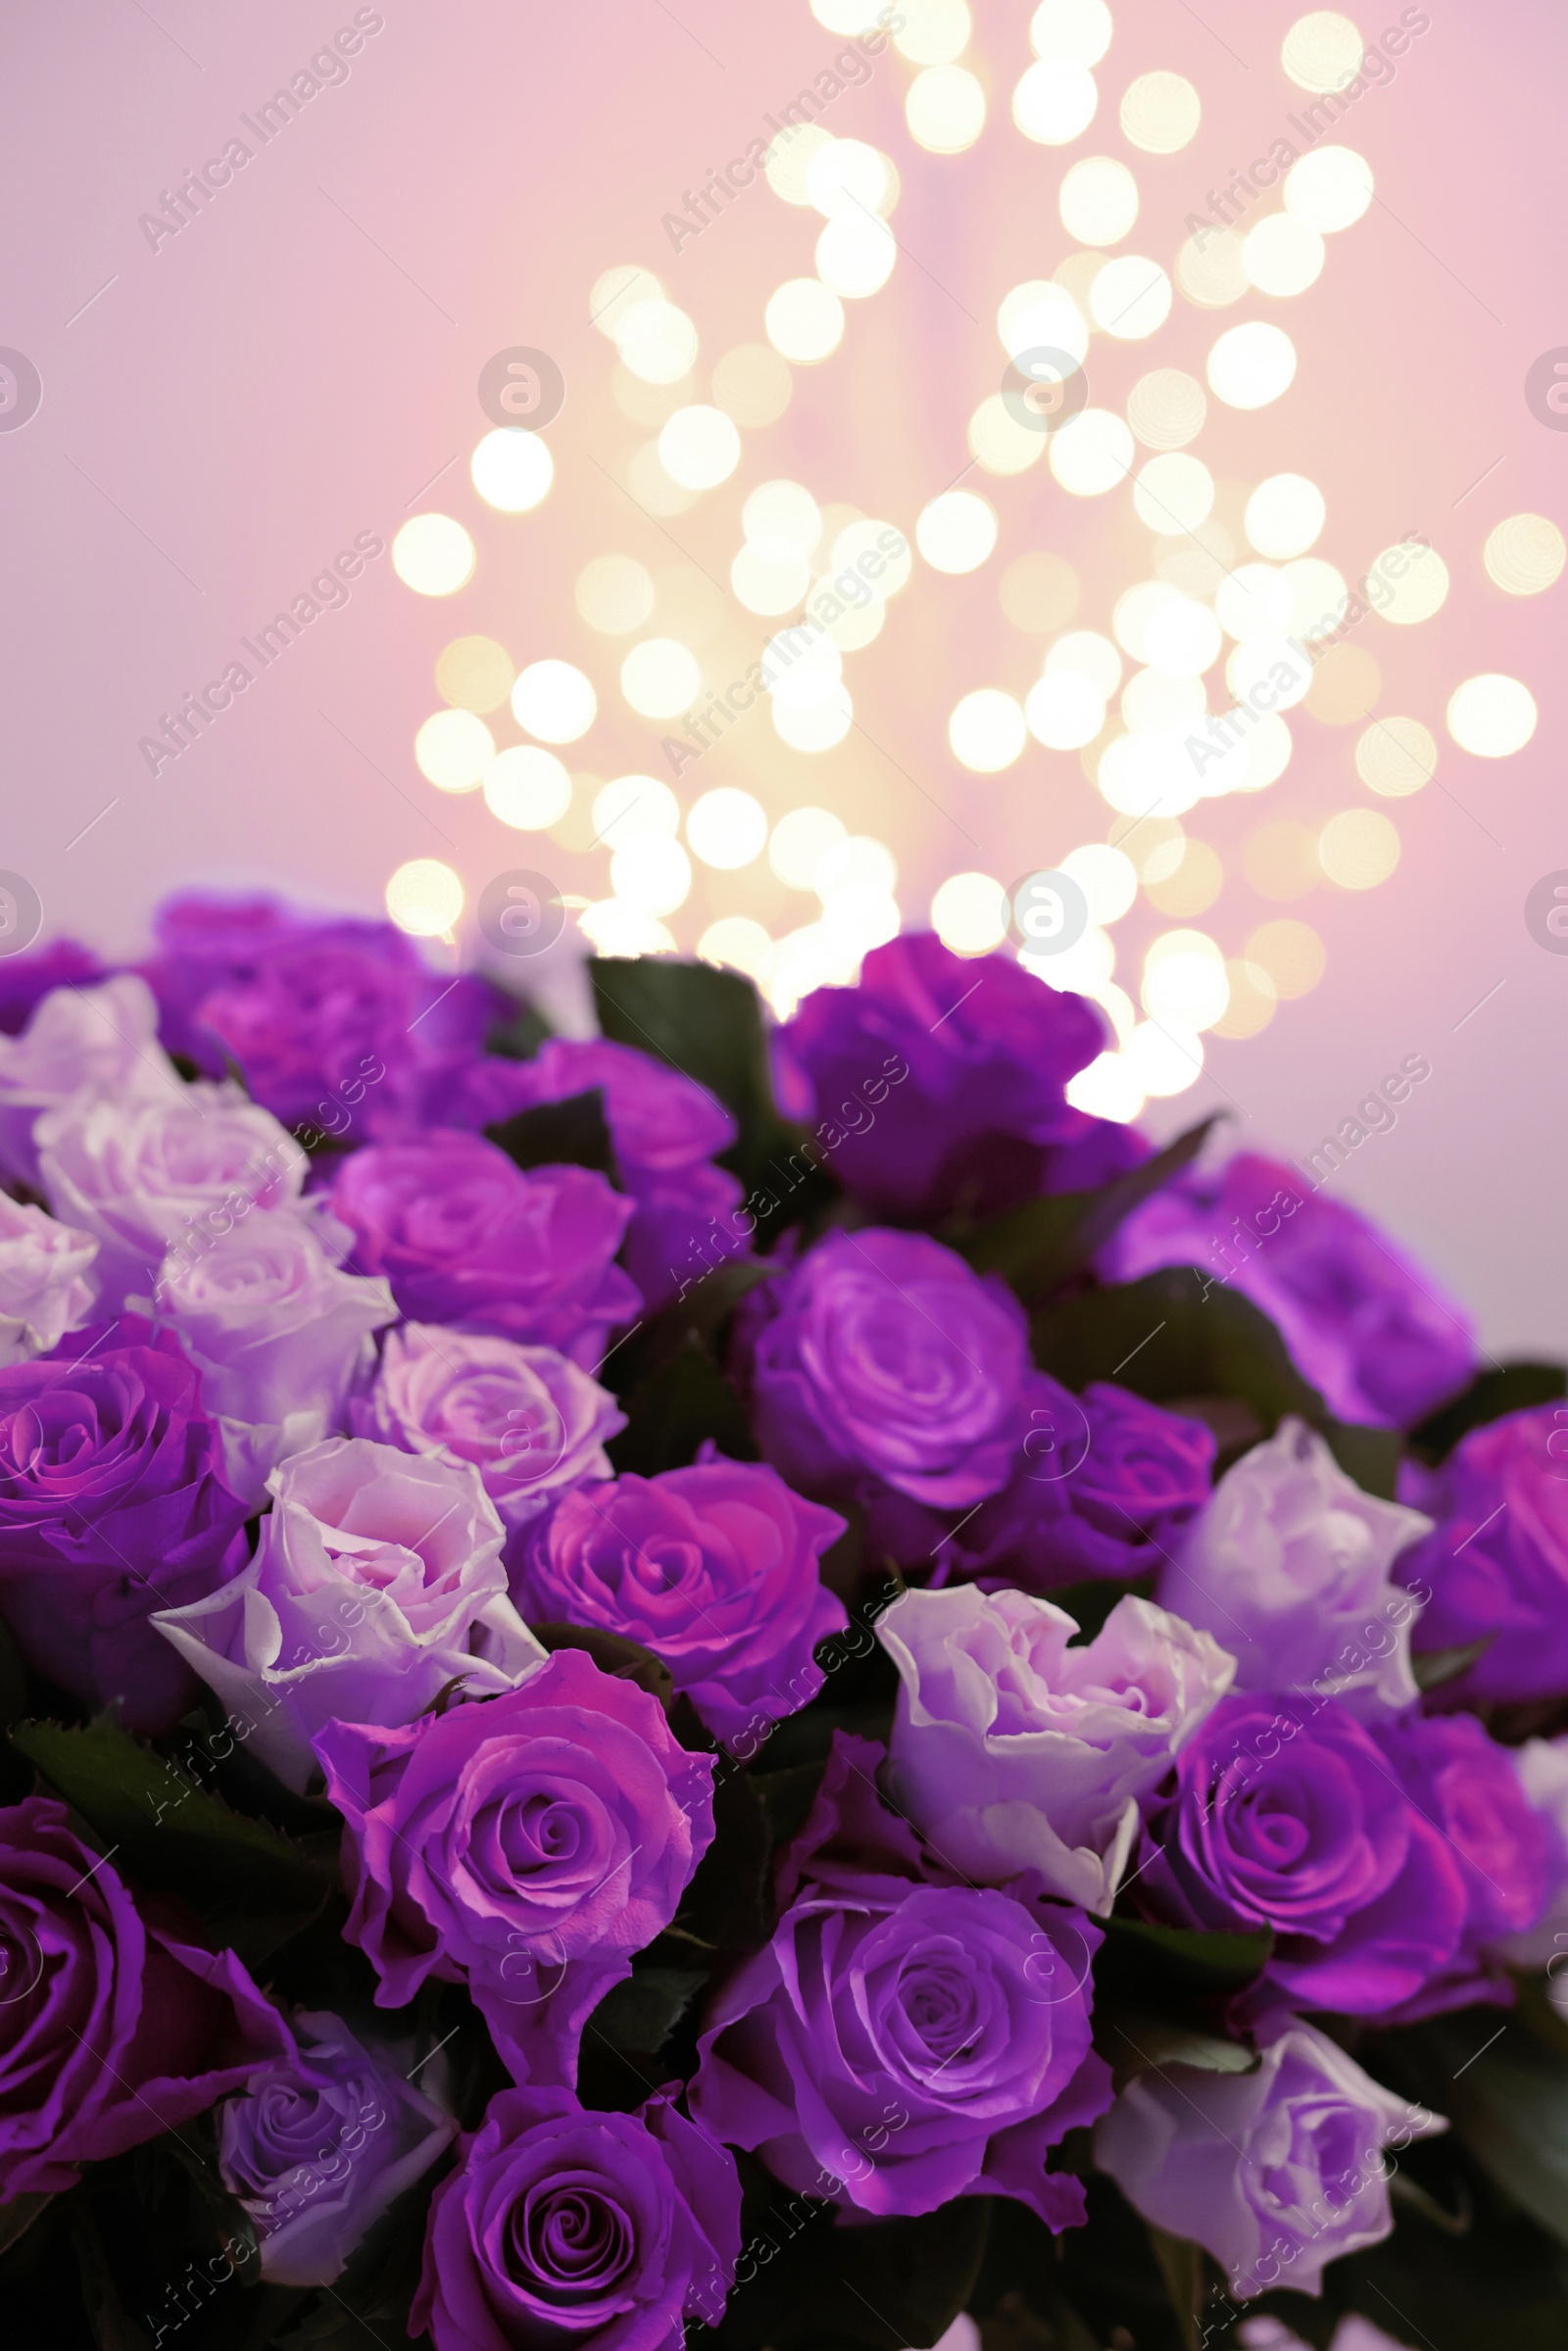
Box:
[3,0,1564,1353]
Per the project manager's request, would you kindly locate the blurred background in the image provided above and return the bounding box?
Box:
[2,0,1563,1350]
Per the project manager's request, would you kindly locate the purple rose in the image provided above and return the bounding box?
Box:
[0,938,105,1038]
[476,1036,736,1173]
[154,1437,545,1792]
[218,2009,458,2286]
[1368,1710,1550,2021]
[140,890,311,1067]
[866,1374,1215,1588]
[0,1194,98,1365]
[1102,1152,1476,1428]
[352,1322,623,1529]
[0,1318,250,1733]
[470,1036,751,1311]
[0,1796,291,2200]
[1159,1419,1431,1718]
[329,1134,639,1369]
[149,1208,397,1506]
[747,1228,1032,1509]
[1094,2017,1445,2300]
[0,973,182,1190]
[152,890,502,1126]
[617,1158,751,1314]
[1396,1404,1568,1706]
[880,1586,1235,1913]
[775,930,1113,1222]
[512,1455,848,1748]
[689,1732,1112,2225]
[315,1648,715,2084]
[1491,1735,1568,1972]
[1135,1690,1470,2022]
[36,1076,310,1314]
[412,2082,740,2351]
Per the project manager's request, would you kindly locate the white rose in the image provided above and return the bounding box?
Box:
[151,1437,547,1791]
[1158,1418,1431,1719]
[36,1080,311,1313]
[0,974,181,1186]
[0,1195,98,1364]
[879,1584,1235,1914]
[145,1210,397,1506]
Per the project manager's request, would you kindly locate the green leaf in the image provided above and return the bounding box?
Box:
[485,993,553,1062]
[752,1761,829,1857]
[484,1086,617,1179]
[608,1334,758,1475]
[530,1623,675,1713]
[590,955,794,1192]
[1146,2223,1203,2351]
[10,1715,333,1922]
[1100,1915,1273,1988]
[713,2188,991,2351]
[1032,1267,1324,1432]
[1413,1635,1494,1691]
[0,2193,50,2258]
[606,1259,780,1401]
[589,1966,709,2055]
[1320,1419,1403,1500]
[952,1116,1222,1303]
[0,1618,28,1734]
[1412,1360,1567,1461]
[1437,2021,1568,2248]
[1101,2010,1261,2081]
[69,2207,153,2351]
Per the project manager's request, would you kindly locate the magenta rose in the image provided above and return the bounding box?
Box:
[513,1455,848,1748]
[1397,1403,1568,1706]
[0,1797,291,2200]
[314,1648,715,2084]
[690,1732,1112,2224]
[0,1317,249,1732]
[1135,1690,1470,2023]
[774,930,1114,1222]
[412,2082,740,2351]
[1103,1151,1475,1429]
[329,1133,640,1368]
[746,1228,1032,1510]
[352,1322,623,1529]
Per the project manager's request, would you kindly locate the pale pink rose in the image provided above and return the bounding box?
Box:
[350,1323,622,1528]
[1159,1419,1432,1719]
[152,1437,546,1790]
[0,974,180,1187]
[148,1211,397,1506]
[1094,2019,1445,2299]
[37,1081,311,1313]
[879,1584,1235,1913]
[0,1195,98,1364]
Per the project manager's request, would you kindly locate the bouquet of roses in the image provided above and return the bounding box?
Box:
[0,897,1564,2351]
